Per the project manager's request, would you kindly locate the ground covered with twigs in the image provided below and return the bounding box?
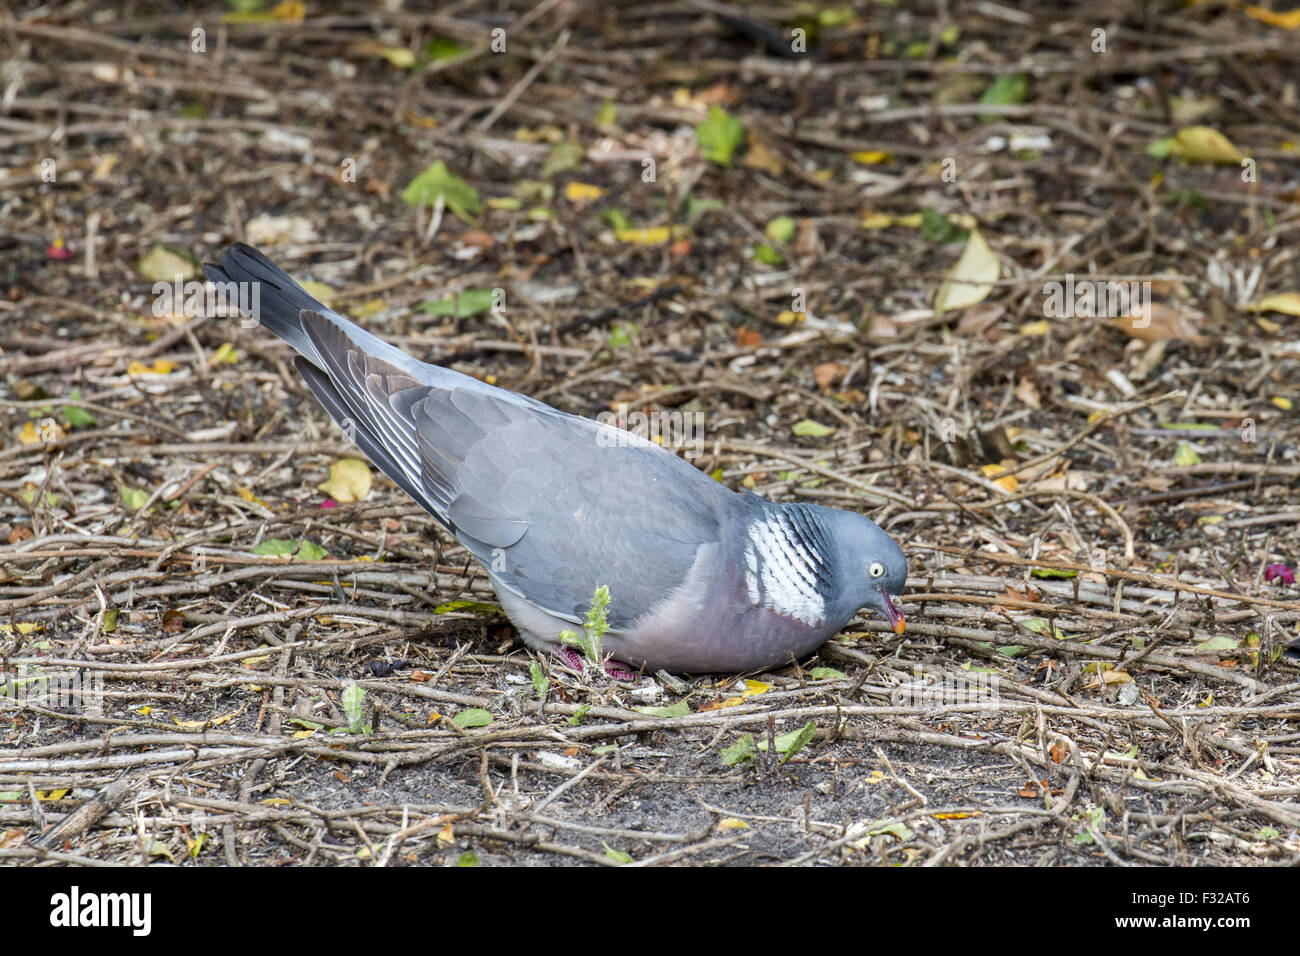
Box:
[2,1,1299,866]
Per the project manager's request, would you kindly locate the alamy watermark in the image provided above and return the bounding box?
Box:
[152,277,261,327]
[595,404,705,459]
[890,666,999,708]
[1043,274,1150,326]
[2,667,104,716]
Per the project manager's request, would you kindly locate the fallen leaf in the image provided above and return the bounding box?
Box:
[792,419,835,438]
[318,458,372,503]
[934,229,999,316]
[564,181,604,204]
[137,245,199,282]
[1108,302,1208,345]
[1170,126,1245,164]
[1252,292,1300,316]
[813,362,846,390]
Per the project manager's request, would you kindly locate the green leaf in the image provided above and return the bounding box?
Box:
[121,487,151,510]
[542,141,585,178]
[101,608,119,633]
[1021,617,1069,640]
[1030,567,1078,579]
[684,196,724,223]
[568,704,590,726]
[1195,636,1239,651]
[867,819,915,841]
[342,683,367,733]
[979,74,1028,121]
[757,720,818,763]
[602,208,632,232]
[635,698,691,718]
[791,419,834,438]
[594,99,618,126]
[809,667,847,680]
[608,324,634,348]
[424,37,467,62]
[62,389,96,429]
[753,244,783,265]
[765,216,797,244]
[696,107,745,167]
[996,644,1026,657]
[720,734,757,766]
[920,208,967,244]
[1161,421,1221,431]
[402,160,482,222]
[419,288,496,318]
[295,540,328,561]
[1147,136,1174,159]
[457,851,479,866]
[452,708,495,728]
[603,843,633,864]
[1173,440,1201,466]
[432,600,502,616]
[252,538,299,557]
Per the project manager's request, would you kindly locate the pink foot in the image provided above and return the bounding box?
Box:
[556,648,637,680]
[604,661,638,681]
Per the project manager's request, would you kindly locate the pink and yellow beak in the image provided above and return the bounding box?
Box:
[881,592,906,635]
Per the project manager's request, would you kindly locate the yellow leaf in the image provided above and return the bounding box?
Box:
[137,706,152,715]
[236,486,273,510]
[437,822,455,847]
[187,834,207,859]
[851,150,893,164]
[209,341,239,365]
[933,811,979,820]
[260,798,291,806]
[564,182,604,203]
[1252,292,1300,316]
[298,281,335,307]
[741,679,770,697]
[934,229,999,316]
[374,46,416,68]
[865,770,887,784]
[270,0,305,20]
[291,729,316,739]
[893,213,923,228]
[860,213,894,229]
[1243,4,1300,29]
[615,226,671,245]
[1198,514,1225,526]
[37,789,69,801]
[981,463,1019,492]
[0,622,40,636]
[718,817,750,830]
[127,359,176,376]
[173,717,208,729]
[1273,396,1293,410]
[352,297,388,318]
[777,310,806,325]
[318,457,372,503]
[1171,126,1245,164]
[19,420,62,445]
[210,709,242,727]
[1019,320,1049,336]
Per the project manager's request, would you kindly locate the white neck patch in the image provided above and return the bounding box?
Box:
[742,511,826,627]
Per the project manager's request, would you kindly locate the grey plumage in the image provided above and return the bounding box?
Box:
[205,243,907,674]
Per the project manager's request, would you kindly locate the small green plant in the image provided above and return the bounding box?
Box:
[341,682,372,734]
[559,585,611,670]
[529,661,549,702]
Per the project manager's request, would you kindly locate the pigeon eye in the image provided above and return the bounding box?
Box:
[869,562,885,578]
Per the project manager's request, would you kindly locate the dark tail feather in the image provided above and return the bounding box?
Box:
[203,243,324,358]
[293,357,444,524]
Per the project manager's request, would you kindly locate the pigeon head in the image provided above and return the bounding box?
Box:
[832,511,907,634]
